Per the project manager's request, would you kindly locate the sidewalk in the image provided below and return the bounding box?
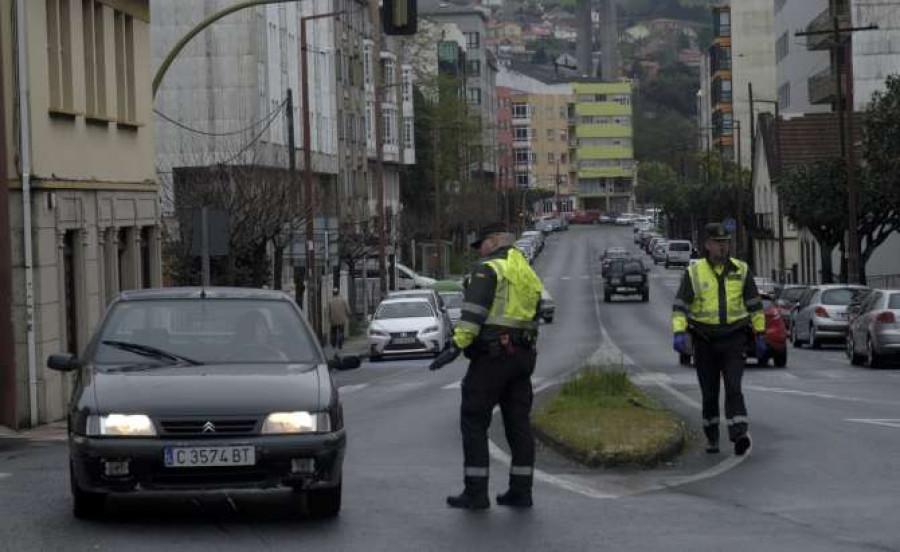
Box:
[0,420,67,441]
[322,331,369,359]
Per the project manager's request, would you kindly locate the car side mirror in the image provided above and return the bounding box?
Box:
[47,353,81,372]
[329,355,362,371]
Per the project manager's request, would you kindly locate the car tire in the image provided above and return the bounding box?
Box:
[867,336,883,369]
[307,482,342,518]
[809,324,820,349]
[664,261,670,269]
[544,316,554,324]
[848,337,864,366]
[678,353,692,366]
[641,289,649,302]
[791,325,804,348]
[755,355,769,367]
[604,291,612,303]
[70,462,106,519]
[773,350,787,368]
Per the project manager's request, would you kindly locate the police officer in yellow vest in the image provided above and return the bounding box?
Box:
[672,223,766,456]
[429,223,544,509]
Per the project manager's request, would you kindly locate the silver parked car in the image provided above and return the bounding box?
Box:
[437,291,463,325]
[791,285,868,349]
[367,298,448,360]
[386,289,453,344]
[846,289,900,368]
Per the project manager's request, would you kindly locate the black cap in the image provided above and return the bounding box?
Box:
[470,222,507,249]
[705,222,731,241]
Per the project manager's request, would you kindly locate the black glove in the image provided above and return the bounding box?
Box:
[429,344,461,371]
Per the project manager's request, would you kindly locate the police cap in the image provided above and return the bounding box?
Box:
[705,222,732,241]
[470,222,507,249]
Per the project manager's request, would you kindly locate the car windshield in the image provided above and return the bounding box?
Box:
[440,293,463,309]
[376,301,434,319]
[821,288,857,306]
[93,299,319,366]
[780,287,807,302]
[668,242,691,251]
[889,294,900,309]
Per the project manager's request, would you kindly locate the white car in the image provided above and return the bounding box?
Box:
[367,298,447,360]
[438,291,463,325]
[664,240,693,268]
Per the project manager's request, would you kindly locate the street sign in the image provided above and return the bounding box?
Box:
[189,207,229,257]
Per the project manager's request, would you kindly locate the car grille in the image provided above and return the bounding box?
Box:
[159,418,259,437]
[390,331,418,339]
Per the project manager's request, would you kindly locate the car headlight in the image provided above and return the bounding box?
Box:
[88,414,157,437]
[368,328,388,337]
[262,411,330,434]
[420,326,440,334]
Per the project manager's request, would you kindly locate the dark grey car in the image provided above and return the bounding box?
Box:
[47,288,360,519]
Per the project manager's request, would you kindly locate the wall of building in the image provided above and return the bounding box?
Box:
[851,0,900,110]
[774,0,830,116]
[730,0,776,167]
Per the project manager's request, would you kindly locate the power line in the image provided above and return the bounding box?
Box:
[219,99,289,166]
[153,100,287,137]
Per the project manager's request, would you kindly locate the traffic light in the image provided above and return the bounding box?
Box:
[383,0,417,35]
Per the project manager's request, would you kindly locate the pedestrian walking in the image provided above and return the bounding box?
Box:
[429,223,544,509]
[327,287,352,351]
[672,223,767,456]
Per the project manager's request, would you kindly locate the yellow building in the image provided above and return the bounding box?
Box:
[2,0,159,428]
[568,81,635,213]
[509,91,575,212]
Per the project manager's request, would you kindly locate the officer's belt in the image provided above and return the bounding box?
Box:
[473,326,537,349]
[688,318,751,341]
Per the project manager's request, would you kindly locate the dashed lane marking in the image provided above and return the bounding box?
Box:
[339,384,369,394]
[845,419,900,430]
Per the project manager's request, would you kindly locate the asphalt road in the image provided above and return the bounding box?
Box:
[2,225,899,551]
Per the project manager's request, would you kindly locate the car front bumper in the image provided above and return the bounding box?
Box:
[368,332,443,356]
[70,430,345,494]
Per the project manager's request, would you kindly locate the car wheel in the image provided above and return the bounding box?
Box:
[70,461,106,519]
[848,336,864,366]
[790,325,803,348]
[664,261,670,269]
[544,316,554,324]
[867,336,883,369]
[773,350,787,368]
[809,324,820,349]
[641,289,649,302]
[678,353,692,366]
[604,291,612,303]
[307,482,342,518]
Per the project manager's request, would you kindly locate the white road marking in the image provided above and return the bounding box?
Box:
[561,276,571,281]
[845,418,900,430]
[339,384,369,394]
[442,380,461,390]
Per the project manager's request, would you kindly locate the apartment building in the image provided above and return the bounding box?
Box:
[2,0,159,428]
[569,81,635,214]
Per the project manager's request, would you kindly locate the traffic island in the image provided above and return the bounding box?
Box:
[533,366,686,467]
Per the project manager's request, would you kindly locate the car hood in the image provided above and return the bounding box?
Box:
[370,317,438,333]
[89,363,324,416]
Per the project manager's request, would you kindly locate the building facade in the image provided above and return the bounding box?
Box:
[2,0,160,428]
[569,81,635,214]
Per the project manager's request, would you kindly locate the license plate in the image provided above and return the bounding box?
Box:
[392,337,417,345]
[625,276,643,283]
[164,446,255,468]
[835,313,848,321]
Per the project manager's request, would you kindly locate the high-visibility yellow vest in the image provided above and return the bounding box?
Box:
[483,250,543,331]
[672,258,765,333]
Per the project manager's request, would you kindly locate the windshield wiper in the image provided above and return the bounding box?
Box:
[101,340,203,366]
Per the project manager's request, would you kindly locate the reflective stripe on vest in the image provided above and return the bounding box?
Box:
[687,259,751,326]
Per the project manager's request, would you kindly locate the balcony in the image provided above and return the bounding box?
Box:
[756,212,775,239]
[808,67,847,105]
[806,4,851,51]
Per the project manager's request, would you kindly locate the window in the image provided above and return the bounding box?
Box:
[140,227,152,289]
[559,106,567,119]
[559,129,567,141]
[403,117,414,149]
[114,10,136,122]
[365,101,374,143]
[547,129,555,141]
[466,59,481,77]
[776,32,789,63]
[516,172,530,188]
[382,57,395,87]
[46,0,74,111]
[383,107,395,145]
[364,42,372,85]
[63,230,79,354]
[514,148,530,164]
[82,0,106,117]
[117,227,132,291]
[512,103,528,118]
[402,66,412,102]
[548,152,555,163]
[716,11,731,37]
[514,127,530,141]
[560,153,567,164]
[464,32,480,50]
[778,82,791,109]
[467,87,482,106]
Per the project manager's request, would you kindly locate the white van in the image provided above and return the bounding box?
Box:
[664,240,693,268]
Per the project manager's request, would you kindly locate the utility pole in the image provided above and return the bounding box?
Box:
[433,128,443,279]
[0,26,17,429]
[734,119,743,260]
[796,16,877,285]
[287,87,304,307]
[369,0,389,295]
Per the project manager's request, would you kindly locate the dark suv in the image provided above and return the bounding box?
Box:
[604,258,650,302]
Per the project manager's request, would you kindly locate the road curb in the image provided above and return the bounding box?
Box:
[531,382,687,468]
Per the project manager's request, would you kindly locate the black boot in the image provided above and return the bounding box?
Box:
[703,423,720,454]
[705,439,720,454]
[497,474,533,508]
[734,432,752,456]
[446,477,489,509]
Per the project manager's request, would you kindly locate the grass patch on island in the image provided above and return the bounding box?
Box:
[534,366,684,466]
